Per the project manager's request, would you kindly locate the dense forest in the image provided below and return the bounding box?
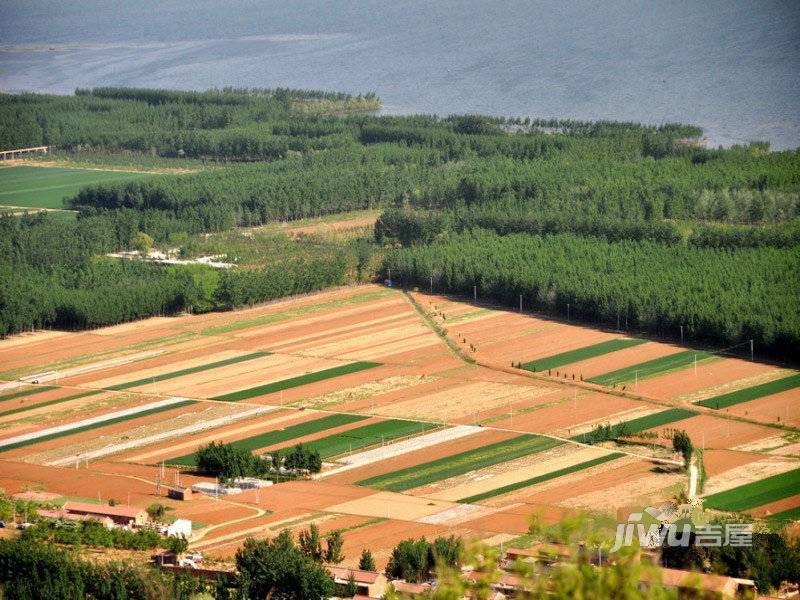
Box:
[0,87,798,360]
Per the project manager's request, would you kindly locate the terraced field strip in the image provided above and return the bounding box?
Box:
[107,351,270,390]
[0,389,104,419]
[0,397,197,453]
[457,452,625,504]
[696,374,800,410]
[357,434,563,492]
[306,419,439,459]
[200,288,395,336]
[568,407,697,442]
[211,361,382,402]
[0,386,58,404]
[168,413,368,466]
[704,468,800,512]
[767,506,800,525]
[521,339,646,372]
[0,165,148,209]
[588,350,714,386]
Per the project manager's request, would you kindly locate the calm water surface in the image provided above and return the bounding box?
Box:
[1,0,798,148]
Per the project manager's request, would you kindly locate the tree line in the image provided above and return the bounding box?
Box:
[383,229,800,359]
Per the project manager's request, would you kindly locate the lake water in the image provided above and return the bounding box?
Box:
[1,0,798,148]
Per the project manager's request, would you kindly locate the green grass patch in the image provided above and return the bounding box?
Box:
[458,452,624,504]
[212,362,382,402]
[588,350,714,386]
[201,289,394,336]
[0,389,104,419]
[0,386,58,404]
[305,419,438,458]
[168,413,368,466]
[0,400,197,453]
[107,351,270,391]
[696,374,800,410]
[703,468,800,512]
[357,434,562,492]
[0,165,148,209]
[521,338,646,373]
[569,408,697,442]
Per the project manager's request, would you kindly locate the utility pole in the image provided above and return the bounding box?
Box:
[519,294,523,313]
[430,276,433,293]
[473,285,477,302]
[680,325,684,344]
[750,339,754,361]
[567,303,570,322]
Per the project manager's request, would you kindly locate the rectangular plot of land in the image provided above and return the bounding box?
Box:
[0,398,197,453]
[212,361,382,401]
[703,468,800,512]
[107,351,270,390]
[168,413,369,465]
[588,350,714,386]
[521,339,646,373]
[568,407,697,442]
[0,389,104,419]
[0,386,58,404]
[696,374,800,410]
[306,419,439,459]
[458,452,625,504]
[357,435,562,492]
[0,165,148,209]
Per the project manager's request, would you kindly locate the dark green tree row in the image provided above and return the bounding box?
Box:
[385,535,463,583]
[21,519,164,551]
[0,212,351,336]
[0,539,216,600]
[383,229,800,359]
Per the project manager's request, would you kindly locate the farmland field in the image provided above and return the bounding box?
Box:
[457,452,625,504]
[588,350,715,386]
[0,284,796,568]
[357,434,562,492]
[211,361,382,401]
[703,468,800,512]
[305,419,439,458]
[168,413,369,466]
[568,408,697,442]
[521,338,646,372]
[0,165,148,209]
[696,373,800,409]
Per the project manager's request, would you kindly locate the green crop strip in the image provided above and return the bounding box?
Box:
[0,399,197,453]
[458,452,624,504]
[0,386,58,404]
[0,389,104,419]
[568,408,696,442]
[767,506,800,525]
[212,361,382,402]
[305,419,438,458]
[696,374,800,410]
[521,339,646,373]
[168,413,368,466]
[588,350,715,386]
[357,434,562,492]
[106,351,270,391]
[703,468,800,512]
